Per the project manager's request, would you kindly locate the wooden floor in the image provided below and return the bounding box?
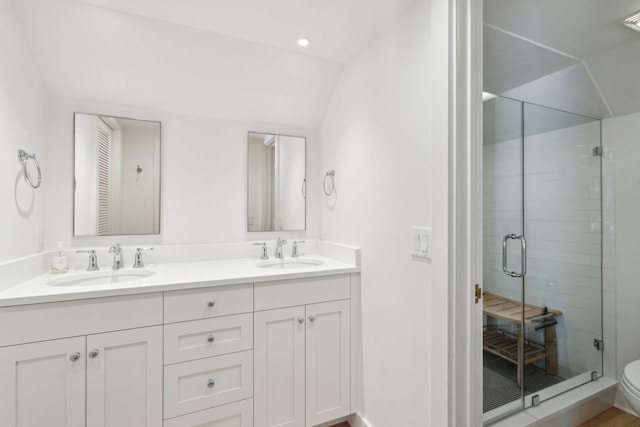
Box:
[329,409,639,427]
[578,408,640,427]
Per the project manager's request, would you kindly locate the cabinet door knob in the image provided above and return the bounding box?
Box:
[207,335,215,343]
[207,379,215,388]
[297,317,305,324]
[207,300,215,308]
[309,315,316,322]
[69,352,81,362]
[88,349,99,358]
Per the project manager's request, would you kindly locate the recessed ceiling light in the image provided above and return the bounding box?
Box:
[297,37,310,47]
[622,10,640,32]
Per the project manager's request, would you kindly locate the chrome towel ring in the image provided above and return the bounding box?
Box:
[18,149,42,189]
[323,170,335,196]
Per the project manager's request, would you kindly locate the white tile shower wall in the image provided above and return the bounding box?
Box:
[0,0,47,263]
[43,98,320,250]
[483,121,603,378]
[605,112,640,413]
[318,1,432,426]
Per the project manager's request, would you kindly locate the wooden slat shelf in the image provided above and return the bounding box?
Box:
[483,329,547,365]
[482,291,563,386]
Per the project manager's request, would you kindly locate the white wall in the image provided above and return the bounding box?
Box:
[0,0,47,263]
[604,112,640,413]
[44,98,320,249]
[318,1,432,425]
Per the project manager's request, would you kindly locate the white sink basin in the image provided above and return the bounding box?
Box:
[257,258,324,269]
[47,269,155,287]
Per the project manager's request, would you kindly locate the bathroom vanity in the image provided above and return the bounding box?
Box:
[0,254,359,427]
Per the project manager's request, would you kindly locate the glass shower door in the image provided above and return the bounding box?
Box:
[482,96,526,417]
[482,98,603,420]
[521,103,603,407]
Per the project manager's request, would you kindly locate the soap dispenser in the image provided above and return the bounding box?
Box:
[51,242,69,274]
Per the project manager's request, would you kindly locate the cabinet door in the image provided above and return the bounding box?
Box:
[86,326,163,427]
[254,306,305,427]
[306,300,351,427]
[0,336,86,427]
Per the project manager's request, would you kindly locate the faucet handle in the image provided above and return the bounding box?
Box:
[253,242,268,260]
[133,247,154,269]
[76,250,99,271]
[291,241,305,258]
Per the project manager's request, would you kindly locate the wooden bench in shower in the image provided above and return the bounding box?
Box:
[482,291,563,386]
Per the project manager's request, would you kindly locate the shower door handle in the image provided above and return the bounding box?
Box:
[502,233,527,278]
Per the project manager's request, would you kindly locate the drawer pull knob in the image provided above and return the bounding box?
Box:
[207,300,215,308]
[207,379,215,388]
[297,317,305,324]
[207,335,215,343]
[69,352,81,362]
[309,315,316,322]
[88,349,99,358]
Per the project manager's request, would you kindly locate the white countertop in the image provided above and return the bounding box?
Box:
[0,255,359,307]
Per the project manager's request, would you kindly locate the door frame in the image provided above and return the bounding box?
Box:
[434,0,484,425]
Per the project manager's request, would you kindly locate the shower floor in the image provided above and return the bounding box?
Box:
[483,351,565,413]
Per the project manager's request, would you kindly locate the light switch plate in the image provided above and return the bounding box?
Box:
[411,226,431,259]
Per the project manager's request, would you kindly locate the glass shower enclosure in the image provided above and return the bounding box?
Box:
[482,96,603,421]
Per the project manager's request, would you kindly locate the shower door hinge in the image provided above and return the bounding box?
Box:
[475,284,482,304]
[594,338,604,350]
[531,395,540,407]
[593,146,603,157]
[591,371,599,381]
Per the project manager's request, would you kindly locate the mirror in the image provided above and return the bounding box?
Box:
[74,113,161,236]
[247,132,306,232]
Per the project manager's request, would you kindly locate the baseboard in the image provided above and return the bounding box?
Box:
[348,412,373,427]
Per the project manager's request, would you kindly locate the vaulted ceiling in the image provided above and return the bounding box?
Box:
[484,0,640,119]
[9,0,414,128]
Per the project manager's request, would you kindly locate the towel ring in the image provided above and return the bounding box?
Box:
[18,149,42,189]
[323,170,335,196]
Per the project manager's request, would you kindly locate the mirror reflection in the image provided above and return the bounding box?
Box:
[74,113,161,236]
[247,132,306,232]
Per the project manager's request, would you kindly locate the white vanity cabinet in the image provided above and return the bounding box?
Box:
[0,270,356,427]
[163,284,254,426]
[0,336,87,427]
[254,275,351,427]
[86,326,163,427]
[0,293,163,427]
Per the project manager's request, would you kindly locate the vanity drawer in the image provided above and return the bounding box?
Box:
[163,398,253,427]
[164,283,253,323]
[164,350,253,419]
[254,274,350,311]
[164,313,253,365]
[0,293,163,347]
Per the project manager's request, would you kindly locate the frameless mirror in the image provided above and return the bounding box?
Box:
[74,113,161,236]
[247,132,306,232]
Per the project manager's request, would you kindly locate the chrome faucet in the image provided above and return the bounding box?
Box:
[133,247,154,268]
[77,249,99,271]
[108,244,124,270]
[291,240,305,258]
[253,242,269,260]
[275,238,288,259]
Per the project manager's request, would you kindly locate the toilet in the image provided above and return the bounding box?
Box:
[622,360,640,414]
